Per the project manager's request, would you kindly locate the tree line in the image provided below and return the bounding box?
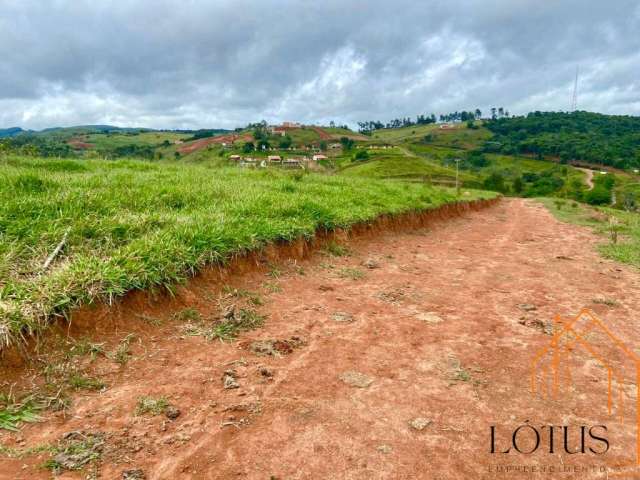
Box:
[357,108,510,134]
[484,111,640,169]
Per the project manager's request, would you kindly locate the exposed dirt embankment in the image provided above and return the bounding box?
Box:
[0,196,499,369]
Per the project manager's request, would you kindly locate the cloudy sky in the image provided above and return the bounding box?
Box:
[1,0,639,130]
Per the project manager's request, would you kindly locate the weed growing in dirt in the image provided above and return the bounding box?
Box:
[324,241,350,257]
[0,443,53,458]
[266,265,282,279]
[183,307,265,342]
[108,333,136,365]
[446,356,485,387]
[135,313,163,326]
[0,395,42,431]
[262,282,282,293]
[216,309,264,341]
[68,375,106,391]
[223,286,263,306]
[66,338,106,360]
[135,396,169,416]
[337,267,365,280]
[44,431,105,473]
[172,308,201,322]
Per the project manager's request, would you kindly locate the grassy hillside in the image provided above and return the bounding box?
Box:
[486,111,640,169]
[340,149,473,183]
[0,155,495,348]
[81,131,191,149]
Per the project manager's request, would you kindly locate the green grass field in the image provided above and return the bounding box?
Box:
[339,152,473,182]
[82,131,191,149]
[540,198,640,268]
[0,155,496,348]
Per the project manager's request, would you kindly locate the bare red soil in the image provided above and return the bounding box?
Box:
[67,138,94,150]
[177,134,252,155]
[2,199,640,479]
[310,126,332,141]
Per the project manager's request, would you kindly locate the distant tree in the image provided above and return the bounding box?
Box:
[353,150,369,161]
[174,151,180,159]
[243,142,255,153]
[483,172,508,193]
[329,120,335,128]
[340,137,354,151]
[491,107,497,120]
[513,176,524,194]
[585,186,611,205]
[467,150,489,167]
[319,140,328,151]
[278,135,292,149]
[256,139,270,150]
[475,108,482,119]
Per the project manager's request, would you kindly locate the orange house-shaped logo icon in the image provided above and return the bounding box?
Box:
[530,308,640,468]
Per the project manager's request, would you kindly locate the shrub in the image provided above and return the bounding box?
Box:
[585,186,611,205]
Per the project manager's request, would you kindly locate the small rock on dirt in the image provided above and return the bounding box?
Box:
[518,303,537,312]
[362,258,380,269]
[258,367,274,378]
[250,337,305,356]
[416,312,443,324]
[223,370,240,389]
[165,406,181,420]
[339,371,373,388]
[376,444,393,454]
[409,418,432,431]
[518,317,553,335]
[331,311,354,323]
[123,469,146,480]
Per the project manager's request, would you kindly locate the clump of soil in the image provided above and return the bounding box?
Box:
[408,418,432,431]
[223,370,240,389]
[415,312,443,324]
[123,468,146,479]
[518,316,554,335]
[331,311,354,323]
[339,371,373,388]
[362,258,380,269]
[249,336,305,356]
[518,303,537,312]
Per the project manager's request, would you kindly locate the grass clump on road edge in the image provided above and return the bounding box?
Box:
[0,395,42,431]
[0,155,497,348]
[540,197,640,268]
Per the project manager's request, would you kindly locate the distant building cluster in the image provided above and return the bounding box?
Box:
[269,121,302,136]
[229,153,327,169]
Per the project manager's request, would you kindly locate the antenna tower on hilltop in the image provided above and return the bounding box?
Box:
[570,66,579,111]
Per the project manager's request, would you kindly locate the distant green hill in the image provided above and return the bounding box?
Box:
[0,127,25,138]
[485,111,640,169]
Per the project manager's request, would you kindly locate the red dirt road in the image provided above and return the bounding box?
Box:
[2,199,640,479]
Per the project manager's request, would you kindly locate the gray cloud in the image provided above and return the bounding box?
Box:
[1,0,638,129]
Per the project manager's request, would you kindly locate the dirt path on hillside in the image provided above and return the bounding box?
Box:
[577,167,595,190]
[3,199,640,479]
